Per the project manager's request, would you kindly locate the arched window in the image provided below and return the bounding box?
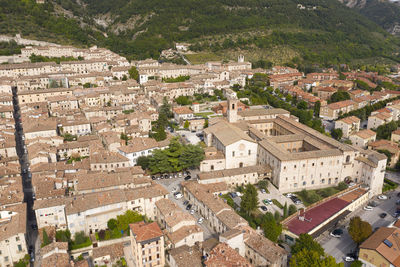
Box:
[346,155,350,163]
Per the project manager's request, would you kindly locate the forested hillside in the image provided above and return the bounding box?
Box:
[1,0,400,67]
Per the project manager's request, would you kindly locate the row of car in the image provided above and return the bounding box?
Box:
[183,201,204,224]
[151,171,191,180]
[285,193,303,205]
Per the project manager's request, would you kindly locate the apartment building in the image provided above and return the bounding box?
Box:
[130,221,165,267]
[334,116,360,138]
[349,129,376,148]
[320,100,357,120]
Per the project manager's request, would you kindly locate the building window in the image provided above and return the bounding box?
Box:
[248,150,251,155]
[232,151,235,157]
[18,245,22,251]
[303,181,306,186]
[16,236,20,241]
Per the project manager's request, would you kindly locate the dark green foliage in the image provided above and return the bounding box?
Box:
[297,100,308,110]
[107,218,118,230]
[175,96,192,105]
[137,138,204,173]
[136,156,150,170]
[289,204,297,215]
[283,202,288,218]
[261,212,282,242]
[377,149,392,164]
[29,54,81,64]
[240,184,259,215]
[13,254,30,267]
[331,128,343,140]
[41,229,51,247]
[291,234,325,256]
[314,101,321,117]
[339,96,400,120]
[290,249,341,267]
[0,40,24,56]
[351,260,363,267]
[162,75,190,83]
[376,121,398,140]
[220,194,234,208]
[337,182,349,191]
[348,216,372,244]
[128,66,139,82]
[329,91,350,103]
[71,232,92,250]
[298,189,322,205]
[56,230,71,243]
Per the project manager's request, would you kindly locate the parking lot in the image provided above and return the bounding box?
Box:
[153,170,216,239]
[319,189,400,264]
[175,130,202,145]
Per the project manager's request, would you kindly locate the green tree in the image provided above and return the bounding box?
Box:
[128,66,139,82]
[314,101,321,117]
[329,91,350,103]
[56,230,71,243]
[297,100,308,110]
[179,144,205,170]
[42,229,51,247]
[136,156,150,169]
[283,202,288,218]
[291,234,325,256]
[261,212,282,242]
[350,260,363,267]
[116,210,143,233]
[204,119,209,128]
[151,124,167,141]
[240,184,259,215]
[290,249,342,267]
[107,218,118,230]
[289,204,297,215]
[377,149,392,164]
[376,121,398,140]
[176,96,191,105]
[331,128,343,140]
[348,216,372,245]
[184,120,190,129]
[337,182,349,191]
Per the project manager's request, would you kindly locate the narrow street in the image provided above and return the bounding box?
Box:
[11,86,38,267]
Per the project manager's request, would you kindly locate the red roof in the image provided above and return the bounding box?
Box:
[130,221,163,242]
[286,198,349,236]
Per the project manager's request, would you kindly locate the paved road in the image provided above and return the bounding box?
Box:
[320,189,400,263]
[257,183,305,215]
[385,171,400,184]
[154,170,216,240]
[12,86,38,266]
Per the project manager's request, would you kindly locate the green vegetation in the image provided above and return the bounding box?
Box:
[240,184,259,216]
[383,178,398,192]
[96,210,144,241]
[29,54,82,64]
[175,96,192,105]
[194,112,214,118]
[378,149,392,165]
[289,204,297,215]
[262,212,282,242]
[41,229,51,247]
[67,156,88,164]
[220,194,235,208]
[339,96,400,121]
[122,109,135,114]
[257,180,269,193]
[297,183,348,206]
[348,216,372,245]
[56,229,91,250]
[290,234,342,267]
[70,232,92,250]
[162,75,190,83]
[62,133,77,142]
[351,260,363,267]
[82,82,97,88]
[241,77,325,133]
[0,40,24,56]
[376,121,399,140]
[2,0,399,66]
[136,137,204,174]
[13,254,30,267]
[331,128,343,141]
[329,91,350,104]
[272,199,284,209]
[128,66,139,82]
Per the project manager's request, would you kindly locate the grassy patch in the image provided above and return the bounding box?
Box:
[194,112,214,118]
[70,238,92,250]
[272,199,284,209]
[383,178,398,193]
[220,194,235,208]
[296,184,348,206]
[185,52,224,64]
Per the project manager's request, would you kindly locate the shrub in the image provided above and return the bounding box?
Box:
[107,218,118,230]
[289,204,297,215]
[97,230,106,240]
[337,182,349,191]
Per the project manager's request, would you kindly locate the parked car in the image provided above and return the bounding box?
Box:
[184,175,191,181]
[290,196,302,205]
[363,206,373,211]
[190,209,195,215]
[378,195,388,200]
[198,217,204,224]
[397,192,400,198]
[236,192,243,197]
[330,229,343,238]
[30,252,35,262]
[286,193,294,198]
[369,201,379,207]
[380,213,387,218]
[260,206,268,211]
[230,192,238,198]
[344,256,355,262]
[183,200,189,205]
[175,193,183,199]
[263,199,273,205]
[151,175,156,180]
[186,204,192,210]
[260,189,266,194]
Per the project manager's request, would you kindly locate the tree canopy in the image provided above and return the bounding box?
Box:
[348,216,372,244]
[329,91,350,103]
[240,184,259,216]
